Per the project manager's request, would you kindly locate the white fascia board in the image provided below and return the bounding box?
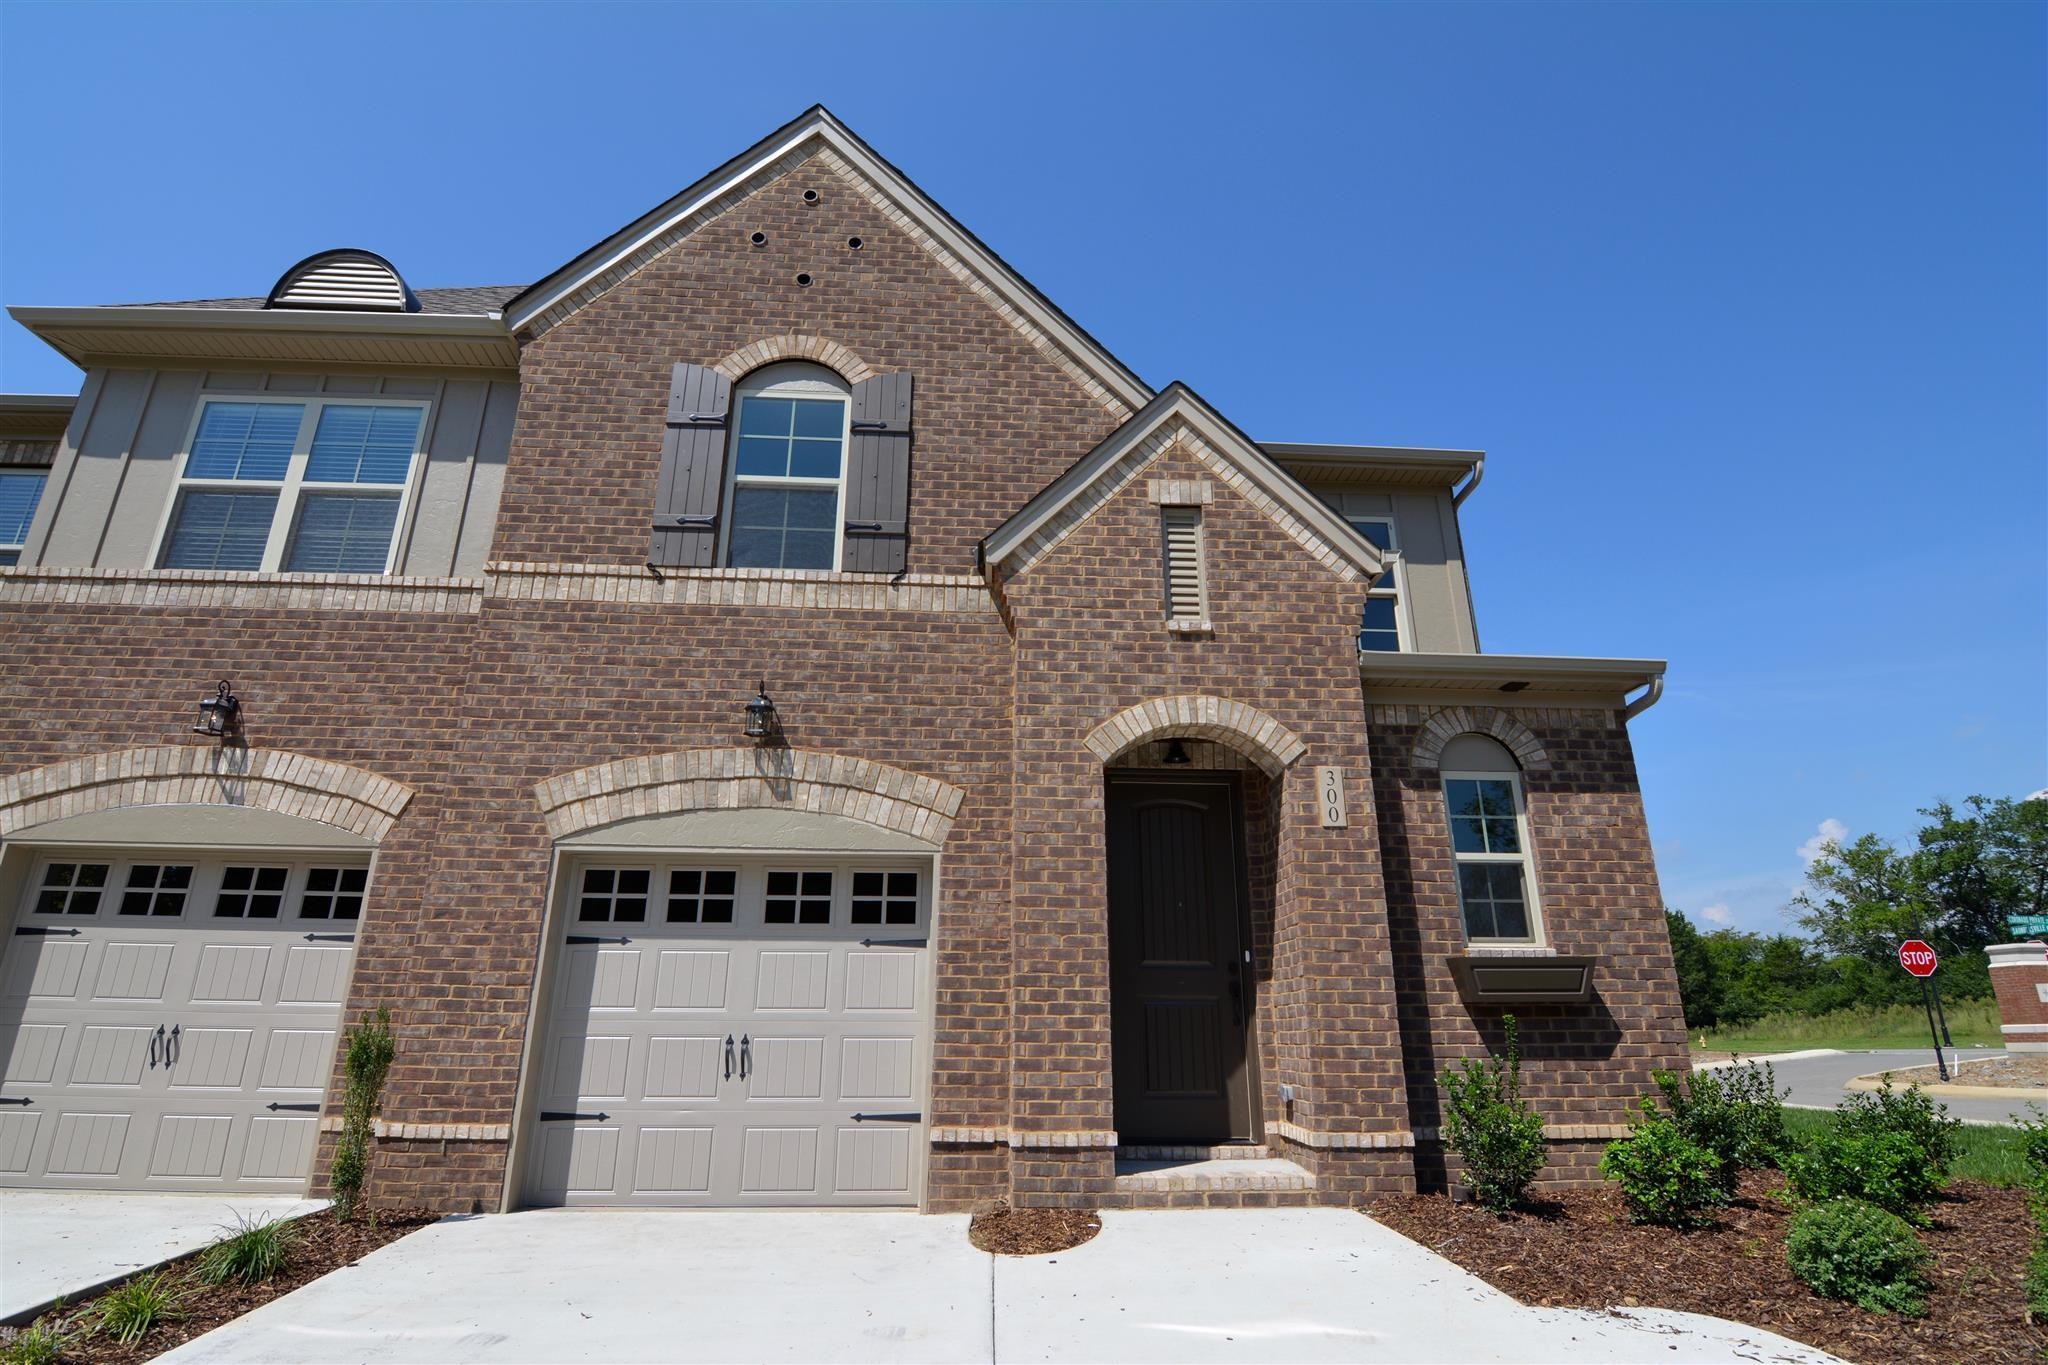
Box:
[7,306,508,337]
[1264,444,1483,485]
[1359,651,1667,691]
[0,394,78,410]
[501,108,1152,412]
[981,385,1388,580]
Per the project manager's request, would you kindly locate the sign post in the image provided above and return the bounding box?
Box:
[1898,939,1946,1081]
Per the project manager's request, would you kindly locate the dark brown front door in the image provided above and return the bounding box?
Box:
[1106,773,1255,1145]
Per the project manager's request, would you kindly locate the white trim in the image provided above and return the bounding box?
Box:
[720,365,851,573]
[1442,760,1547,948]
[148,393,432,575]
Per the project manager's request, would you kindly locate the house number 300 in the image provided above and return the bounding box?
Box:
[1315,766,1347,828]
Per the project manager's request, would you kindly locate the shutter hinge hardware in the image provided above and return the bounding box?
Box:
[671,515,718,528]
[679,413,727,426]
[850,420,892,431]
[843,521,884,533]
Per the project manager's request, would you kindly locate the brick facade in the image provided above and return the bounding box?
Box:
[0,122,1684,1212]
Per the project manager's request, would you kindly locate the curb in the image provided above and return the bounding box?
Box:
[1691,1048,1845,1070]
[1844,1065,2048,1102]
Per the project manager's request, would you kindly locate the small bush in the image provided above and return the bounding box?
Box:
[0,1319,70,1365]
[1784,1124,1943,1225]
[195,1210,300,1285]
[330,1005,397,1220]
[1785,1198,1930,1315]
[2016,1105,2048,1177]
[1834,1081,1961,1176]
[2028,1232,2048,1324]
[1652,1060,1787,1189]
[91,1270,188,1346]
[1439,1014,1547,1214]
[1601,1101,1728,1228]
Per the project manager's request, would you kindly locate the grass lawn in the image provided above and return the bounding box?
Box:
[1782,1104,2037,1186]
[1696,997,2001,1055]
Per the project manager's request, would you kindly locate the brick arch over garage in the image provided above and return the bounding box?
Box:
[0,746,416,843]
[1083,695,1308,778]
[533,748,967,845]
[710,334,878,385]
[1411,707,1550,773]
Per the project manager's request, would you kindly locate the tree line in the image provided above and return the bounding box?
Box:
[1667,794,2047,1030]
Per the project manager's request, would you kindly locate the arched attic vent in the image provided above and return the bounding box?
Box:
[265,249,420,312]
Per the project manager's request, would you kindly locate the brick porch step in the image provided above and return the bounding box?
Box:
[1112,1155,1314,1193]
[1115,1143,1274,1162]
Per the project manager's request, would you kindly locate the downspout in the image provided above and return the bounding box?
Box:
[1622,673,1666,721]
[1452,454,1485,508]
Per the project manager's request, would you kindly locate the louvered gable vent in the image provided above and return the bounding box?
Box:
[266,250,418,313]
[1162,505,1206,623]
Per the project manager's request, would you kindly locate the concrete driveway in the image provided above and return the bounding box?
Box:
[0,1190,324,1323]
[161,1207,1836,1364]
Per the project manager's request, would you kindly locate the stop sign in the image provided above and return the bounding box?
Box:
[1898,940,1939,977]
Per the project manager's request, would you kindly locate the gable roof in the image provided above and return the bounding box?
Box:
[501,105,1152,416]
[979,382,1388,584]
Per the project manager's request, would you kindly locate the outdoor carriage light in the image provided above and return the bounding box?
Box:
[192,680,242,741]
[743,682,778,745]
[1161,738,1192,765]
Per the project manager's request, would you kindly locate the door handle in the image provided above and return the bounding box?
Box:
[149,1025,165,1069]
[1228,977,1243,1027]
[168,1024,180,1067]
[724,1034,735,1081]
[739,1034,751,1081]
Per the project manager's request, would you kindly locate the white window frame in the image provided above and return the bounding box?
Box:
[720,366,852,573]
[17,852,373,927]
[1441,765,1545,946]
[1313,492,1411,651]
[148,393,432,575]
[0,467,49,566]
[560,857,929,938]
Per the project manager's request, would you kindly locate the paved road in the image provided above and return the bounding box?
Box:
[1757,1048,2038,1125]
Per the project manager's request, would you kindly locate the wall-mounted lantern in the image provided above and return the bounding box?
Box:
[1161,738,1191,765]
[743,682,779,745]
[193,681,241,741]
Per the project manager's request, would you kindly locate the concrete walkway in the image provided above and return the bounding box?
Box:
[162,1207,1837,1364]
[0,1190,324,1323]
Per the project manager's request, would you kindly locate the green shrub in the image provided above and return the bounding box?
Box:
[1785,1198,1930,1315]
[1601,1101,1729,1227]
[2016,1105,2048,1177]
[2029,1230,2048,1324]
[330,1005,397,1220]
[1834,1081,1961,1176]
[1439,1014,1547,1214]
[91,1270,188,1346]
[1784,1124,1943,1224]
[0,1318,70,1365]
[1652,1060,1787,1189]
[195,1210,300,1285]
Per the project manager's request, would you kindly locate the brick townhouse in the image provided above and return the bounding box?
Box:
[0,107,1686,1214]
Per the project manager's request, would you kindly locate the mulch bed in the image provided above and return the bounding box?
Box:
[968,1204,1102,1256]
[1372,1171,2042,1364]
[2,1205,439,1364]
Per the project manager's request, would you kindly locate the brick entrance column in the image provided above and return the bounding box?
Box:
[1989,942,2048,1054]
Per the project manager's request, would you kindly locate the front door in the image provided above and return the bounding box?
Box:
[1105,774,1254,1145]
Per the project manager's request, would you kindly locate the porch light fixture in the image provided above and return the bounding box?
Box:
[1161,738,1191,765]
[743,682,778,745]
[193,680,241,741]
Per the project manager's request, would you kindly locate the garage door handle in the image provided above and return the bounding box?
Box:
[539,1111,611,1122]
[724,1034,735,1080]
[859,937,927,948]
[0,1097,31,1107]
[149,1025,165,1069]
[168,1024,180,1066]
[851,1112,922,1123]
[265,1102,320,1112]
[14,925,81,937]
[739,1034,751,1081]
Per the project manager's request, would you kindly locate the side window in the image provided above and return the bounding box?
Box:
[158,399,424,574]
[1314,491,1405,651]
[33,862,108,915]
[0,468,49,566]
[1440,735,1541,944]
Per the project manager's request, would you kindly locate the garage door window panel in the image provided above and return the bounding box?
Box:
[850,871,919,926]
[119,865,193,918]
[34,862,109,916]
[298,867,366,921]
[579,868,650,923]
[214,866,289,920]
[765,870,833,925]
[667,869,737,924]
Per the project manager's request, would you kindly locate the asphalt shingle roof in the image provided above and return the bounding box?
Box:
[120,285,525,315]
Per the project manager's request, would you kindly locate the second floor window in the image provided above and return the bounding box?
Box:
[0,469,47,566]
[157,398,425,574]
[725,367,848,571]
[1315,491,1406,651]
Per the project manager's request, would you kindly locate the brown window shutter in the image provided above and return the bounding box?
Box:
[649,363,733,567]
[1162,506,1206,621]
[842,372,912,575]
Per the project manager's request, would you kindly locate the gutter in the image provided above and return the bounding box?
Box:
[1452,454,1485,507]
[1622,673,1665,720]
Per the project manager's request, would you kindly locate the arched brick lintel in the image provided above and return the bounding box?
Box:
[1084,695,1308,778]
[710,334,877,386]
[0,746,415,843]
[1412,707,1550,773]
[534,748,967,845]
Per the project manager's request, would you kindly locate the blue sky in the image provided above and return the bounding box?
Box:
[4,3,2042,937]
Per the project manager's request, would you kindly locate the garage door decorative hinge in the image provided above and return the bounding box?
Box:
[850,1111,922,1123]
[539,1110,611,1122]
[0,1097,31,1107]
[858,937,927,948]
[301,932,355,943]
[565,935,632,945]
[13,925,80,937]
[265,1102,320,1112]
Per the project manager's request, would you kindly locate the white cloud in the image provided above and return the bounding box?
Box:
[1797,818,1849,867]
[1699,903,1734,926]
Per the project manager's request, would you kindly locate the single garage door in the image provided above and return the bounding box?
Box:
[526,857,930,1208]
[0,851,361,1192]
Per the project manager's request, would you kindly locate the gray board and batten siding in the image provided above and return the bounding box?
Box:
[21,369,518,578]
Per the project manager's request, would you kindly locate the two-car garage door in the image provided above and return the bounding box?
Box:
[0,852,358,1192]
[524,858,931,1208]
